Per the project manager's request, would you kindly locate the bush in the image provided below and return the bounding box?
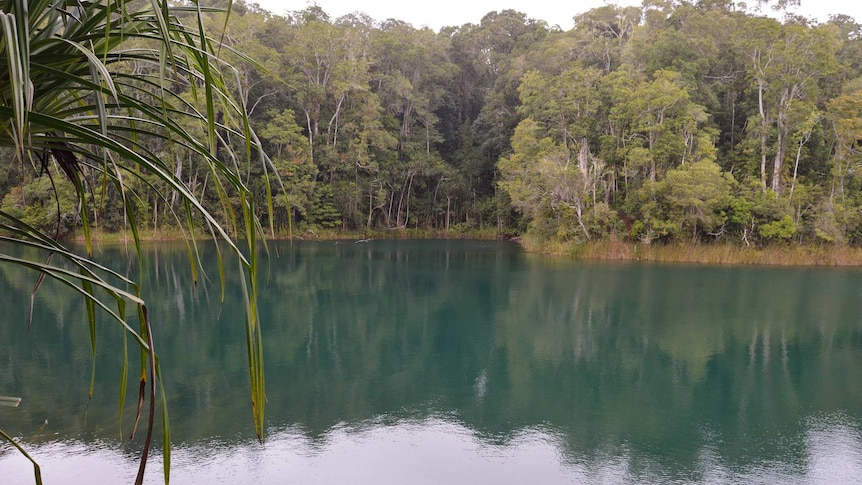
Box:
[759,215,796,241]
[1,175,78,238]
[585,202,623,238]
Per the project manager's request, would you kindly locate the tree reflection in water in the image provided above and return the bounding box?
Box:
[2,240,862,483]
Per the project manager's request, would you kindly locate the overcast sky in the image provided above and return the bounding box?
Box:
[253,1,862,30]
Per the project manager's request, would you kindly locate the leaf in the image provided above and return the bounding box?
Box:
[0,428,42,485]
[0,1,274,482]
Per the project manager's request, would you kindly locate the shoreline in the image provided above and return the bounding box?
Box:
[521,237,862,267]
[71,226,502,243]
[71,229,862,267]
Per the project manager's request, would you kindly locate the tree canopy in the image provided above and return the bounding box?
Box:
[5,1,861,247]
[3,0,862,481]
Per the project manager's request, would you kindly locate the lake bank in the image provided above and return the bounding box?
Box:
[72,226,500,244]
[72,228,862,266]
[522,236,862,266]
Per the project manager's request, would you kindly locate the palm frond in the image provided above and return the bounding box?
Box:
[0,0,274,482]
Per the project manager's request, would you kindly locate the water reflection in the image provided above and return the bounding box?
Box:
[4,415,861,484]
[2,240,862,483]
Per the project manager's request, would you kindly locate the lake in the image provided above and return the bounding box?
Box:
[2,239,862,483]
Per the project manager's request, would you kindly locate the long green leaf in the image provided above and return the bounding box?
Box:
[0,428,42,485]
[0,2,272,482]
[82,276,98,401]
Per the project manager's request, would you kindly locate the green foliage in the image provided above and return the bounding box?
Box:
[584,202,624,238]
[759,215,796,241]
[727,195,754,228]
[3,2,862,481]
[5,0,862,482]
[1,0,859,248]
[0,1,272,482]
[261,109,308,160]
[811,199,861,244]
[309,184,342,228]
[1,174,78,238]
[661,160,734,239]
[626,161,734,242]
[627,185,680,243]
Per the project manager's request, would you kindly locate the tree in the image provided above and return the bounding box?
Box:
[826,89,862,201]
[371,22,456,227]
[260,108,316,231]
[498,119,602,240]
[611,69,710,183]
[659,160,735,240]
[627,160,733,243]
[573,4,642,73]
[736,19,840,192]
[0,1,271,483]
[444,10,548,223]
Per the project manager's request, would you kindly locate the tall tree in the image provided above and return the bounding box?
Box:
[611,70,711,183]
[737,18,840,192]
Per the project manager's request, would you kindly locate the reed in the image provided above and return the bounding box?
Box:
[77,228,862,266]
[524,238,862,266]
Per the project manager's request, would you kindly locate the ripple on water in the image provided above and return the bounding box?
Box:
[3,413,862,484]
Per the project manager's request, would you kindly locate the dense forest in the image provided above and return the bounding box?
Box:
[3,0,862,247]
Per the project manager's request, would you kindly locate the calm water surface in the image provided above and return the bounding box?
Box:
[2,240,862,484]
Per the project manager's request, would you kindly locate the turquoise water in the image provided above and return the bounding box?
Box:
[2,240,862,483]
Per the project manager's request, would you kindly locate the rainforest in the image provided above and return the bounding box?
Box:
[3,1,862,255]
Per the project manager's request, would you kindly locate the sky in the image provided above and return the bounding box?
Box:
[252,1,862,31]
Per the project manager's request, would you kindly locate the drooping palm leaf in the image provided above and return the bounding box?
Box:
[0,1,272,483]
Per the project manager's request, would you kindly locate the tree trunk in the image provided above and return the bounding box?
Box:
[170,154,182,209]
[328,94,346,146]
[771,92,789,194]
[404,173,415,228]
[446,196,451,231]
[577,139,590,177]
[771,128,785,193]
[304,109,315,164]
[367,189,374,228]
[789,130,811,202]
[758,80,768,192]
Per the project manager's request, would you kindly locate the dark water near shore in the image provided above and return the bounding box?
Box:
[2,240,862,483]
